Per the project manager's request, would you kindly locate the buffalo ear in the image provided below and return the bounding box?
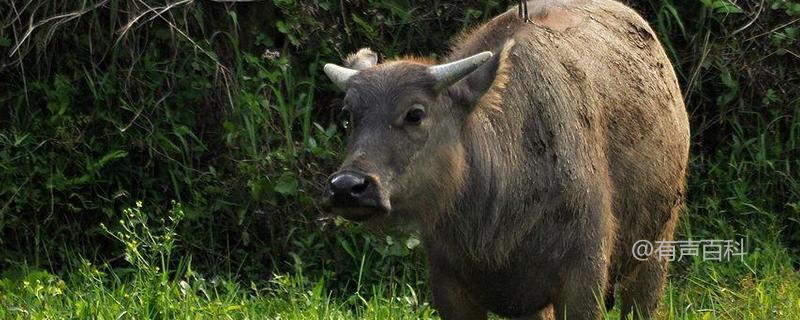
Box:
[345,48,378,70]
[454,39,516,111]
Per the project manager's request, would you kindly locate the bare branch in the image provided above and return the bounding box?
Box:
[8,0,109,57]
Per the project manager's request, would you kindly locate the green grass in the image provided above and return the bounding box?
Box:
[2,173,800,319]
[0,264,436,319]
[0,228,798,319]
[660,230,800,319]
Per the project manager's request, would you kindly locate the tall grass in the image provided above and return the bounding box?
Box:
[1,191,798,319]
[0,202,435,319]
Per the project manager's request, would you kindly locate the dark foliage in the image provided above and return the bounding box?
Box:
[0,0,798,288]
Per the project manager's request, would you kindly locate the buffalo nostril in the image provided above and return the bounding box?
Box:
[325,171,386,214]
[350,179,368,195]
[329,172,368,199]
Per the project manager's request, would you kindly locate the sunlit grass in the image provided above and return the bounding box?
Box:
[1,243,797,319]
[1,199,798,319]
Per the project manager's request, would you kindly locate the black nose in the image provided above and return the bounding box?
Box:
[322,170,389,220]
[328,172,369,200]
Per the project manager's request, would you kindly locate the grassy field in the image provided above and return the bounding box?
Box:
[0,226,798,319]
[2,166,799,319]
[1,253,799,319]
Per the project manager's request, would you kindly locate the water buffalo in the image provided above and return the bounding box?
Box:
[321,0,689,319]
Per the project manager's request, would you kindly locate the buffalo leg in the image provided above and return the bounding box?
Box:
[513,305,555,320]
[620,202,678,319]
[552,187,614,320]
[553,253,609,320]
[603,281,616,311]
[428,264,487,320]
[620,257,668,319]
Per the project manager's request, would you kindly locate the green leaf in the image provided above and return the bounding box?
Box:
[788,3,800,16]
[227,11,238,25]
[249,179,267,200]
[351,14,377,39]
[712,0,743,14]
[720,71,737,89]
[87,150,129,173]
[405,237,421,250]
[276,20,290,34]
[273,0,294,7]
[274,172,298,195]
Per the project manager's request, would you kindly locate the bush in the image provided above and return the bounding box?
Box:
[0,0,798,289]
[0,0,515,281]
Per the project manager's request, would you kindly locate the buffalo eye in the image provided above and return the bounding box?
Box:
[339,109,352,131]
[404,107,425,125]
